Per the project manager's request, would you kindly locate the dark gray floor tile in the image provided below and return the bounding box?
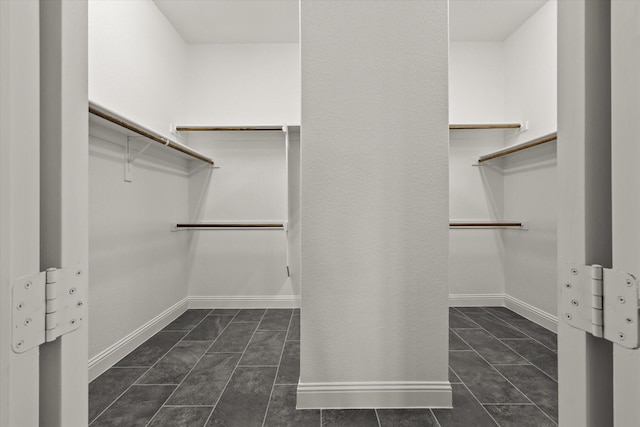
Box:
[163,310,211,331]
[211,309,239,316]
[321,409,379,427]
[258,309,293,331]
[501,339,557,380]
[293,308,300,315]
[90,385,175,427]
[455,329,528,365]
[184,315,233,341]
[495,365,558,422]
[449,368,462,383]
[233,309,266,322]
[208,366,277,426]
[377,409,439,426]
[287,315,300,341]
[484,404,556,426]
[450,311,481,329]
[276,340,299,384]
[116,331,186,367]
[89,367,148,423]
[240,330,287,366]
[264,385,320,427]
[149,406,212,427]
[167,353,240,406]
[511,320,557,351]
[208,322,258,353]
[449,329,471,350]
[137,341,211,385]
[449,351,529,404]
[432,384,497,427]
[484,307,527,322]
[463,313,527,338]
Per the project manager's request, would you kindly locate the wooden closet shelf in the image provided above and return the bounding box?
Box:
[478,132,558,163]
[449,123,522,130]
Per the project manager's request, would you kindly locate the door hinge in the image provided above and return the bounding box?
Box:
[561,264,640,349]
[12,267,86,353]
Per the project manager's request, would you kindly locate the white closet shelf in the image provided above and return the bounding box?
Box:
[449,123,522,130]
[89,102,214,165]
[477,132,558,163]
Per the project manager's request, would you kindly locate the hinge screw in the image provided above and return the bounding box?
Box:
[76,301,83,308]
[618,296,626,304]
[69,287,76,295]
[564,313,573,321]
[618,332,626,340]
[626,318,633,324]
[571,299,579,306]
[571,268,579,275]
[17,302,24,310]
[70,319,76,326]
[564,283,572,289]
[24,318,32,326]
[76,270,82,277]
[627,279,633,287]
[24,281,32,289]
[16,340,24,349]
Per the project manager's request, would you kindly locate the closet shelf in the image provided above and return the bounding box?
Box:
[176,126,285,132]
[172,222,287,231]
[478,132,557,163]
[450,221,528,229]
[89,102,214,165]
[449,123,522,130]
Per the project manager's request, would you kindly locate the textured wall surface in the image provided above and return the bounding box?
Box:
[300,0,449,386]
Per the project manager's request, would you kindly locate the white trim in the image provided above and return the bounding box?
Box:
[449,293,558,332]
[448,293,505,307]
[88,298,188,381]
[296,381,452,409]
[504,294,558,333]
[188,295,300,309]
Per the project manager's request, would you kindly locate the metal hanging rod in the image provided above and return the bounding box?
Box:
[450,221,527,229]
[478,132,558,163]
[88,102,214,165]
[175,126,284,132]
[172,223,286,230]
[449,123,522,130]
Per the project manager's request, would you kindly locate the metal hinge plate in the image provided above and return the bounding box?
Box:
[561,264,639,349]
[12,268,86,353]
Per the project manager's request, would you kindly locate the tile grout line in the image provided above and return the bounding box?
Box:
[429,408,443,427]
[89,309,215,425]
[454,311,558,423]
[143,309,238,427]
[481,309,557,353]
[374,408,381,427]
[448,367,501,427]
[261,310,294,427]
[202,309,269,427]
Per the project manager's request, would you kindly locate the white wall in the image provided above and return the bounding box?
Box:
[449,130,506,300]
[182,44,300,126]
[88,0,187,142]
[502,1,558,318]
[88,121,190,359]
[287,129,302,293]
[186,131,296,303]
[449,43,505,124]
[299,0,450,408]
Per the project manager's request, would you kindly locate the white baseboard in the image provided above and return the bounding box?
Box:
[504,294,558,333]
[88,298,188,382]
[188,295,300,309]
[449,293,505,307]
[296,381,452,409]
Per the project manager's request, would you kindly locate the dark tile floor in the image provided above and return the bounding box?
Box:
[89,306,558,426]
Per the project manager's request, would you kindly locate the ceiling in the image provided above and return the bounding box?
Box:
[153,0,299,44]
[154,0,547,45]
[449,0,547,42]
